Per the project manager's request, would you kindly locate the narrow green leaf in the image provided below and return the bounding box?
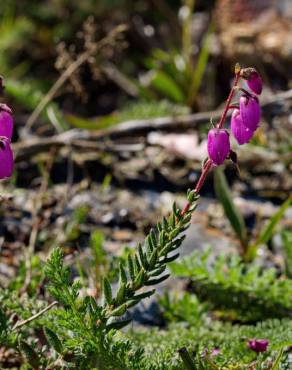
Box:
[145,274,170,286]
[150,229,157,247]
[106,317,132,330]
[119,262,127,284]
[128,254,135,281]
[115,282,126,305]
[133,289,155,301]
[103,277,112,305]
[110,303,127,317]
[271,347,284,370]
[44,327,63,354]
[160,253,180,264]
[138,243,148,269]
[254,197,291,248]
[145,235,154,253]
[150,70,185,103]
[159,230,167,248]
[134,254,141,274]
[148,265,166,277]
[282,231,292,278]
[149,249,158,269]
[133,268,145,290]
[214,167,247,247]
[178,347,196,370]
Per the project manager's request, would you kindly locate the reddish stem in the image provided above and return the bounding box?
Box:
[227,105,239,110]
[217,72,241,129]
[180,72,241,217]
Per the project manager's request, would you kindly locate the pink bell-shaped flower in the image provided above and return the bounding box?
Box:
[0,104,13,139]
[239,96,261,131]
[207,128,230,165]
[231,109,255,145]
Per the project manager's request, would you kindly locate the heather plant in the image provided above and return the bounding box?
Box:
[1,65,291,369]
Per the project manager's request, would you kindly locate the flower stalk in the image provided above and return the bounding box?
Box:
[181,67,241,216]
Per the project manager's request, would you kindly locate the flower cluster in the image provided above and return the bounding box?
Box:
[0,104,14,179]
[207,68,262,166]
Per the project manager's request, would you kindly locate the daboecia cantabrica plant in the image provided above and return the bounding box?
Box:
[2,65,290,369]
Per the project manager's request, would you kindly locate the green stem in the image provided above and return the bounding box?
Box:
[178,347,196,370]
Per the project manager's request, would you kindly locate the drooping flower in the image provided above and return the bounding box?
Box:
[239,96,261,131]
[248,339,269,353]
[0,104,13,139]
[231,109,255,145]
[247,71,262,95]
[207,128,230,165]
[0,138,13,179]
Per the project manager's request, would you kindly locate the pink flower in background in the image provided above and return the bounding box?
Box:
[248,339,269,353]
[207,128,230,165]
[211,348,220,357]
[0,104,14,179]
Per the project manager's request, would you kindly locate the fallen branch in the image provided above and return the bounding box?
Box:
[12,301,58,330]
[14,88,292,160]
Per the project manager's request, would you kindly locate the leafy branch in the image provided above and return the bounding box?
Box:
[171,250,292,322]
[101,190,199,329]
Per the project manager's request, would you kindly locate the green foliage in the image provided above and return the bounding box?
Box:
[44,327,63,354]
[170,249,292,321]
[139,13,213,108]
[0,3,34,76]
[214,168,290,260]
[0,190,291,369]
[214,167,247,250]
[130,318,292,369]
[282,230,292,278]
[159,292,206,325]
[66,100,190,130]
[6,79,69,130]
[247,197,291,259]
[140,44,211,108]
[19,340,40,368]
[0,191,198,368]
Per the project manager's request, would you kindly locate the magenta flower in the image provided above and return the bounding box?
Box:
[239,96,261,131]
[231,109,255,145]
[0,138,13,179]
[0,104,14,180]
[248,339,269,353]
[0,104,13,139]
[247,71,262,95]
[207,128,230,165]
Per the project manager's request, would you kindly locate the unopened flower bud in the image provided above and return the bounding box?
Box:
[207,128,230,165]
[240,68,262,95]
[231,109,255,145]
[248,339,269,353]
[0,104,13,139]
[247,71,262,95]
[239,96,260,131]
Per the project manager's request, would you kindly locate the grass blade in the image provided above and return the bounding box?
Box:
[214,167,247,252]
